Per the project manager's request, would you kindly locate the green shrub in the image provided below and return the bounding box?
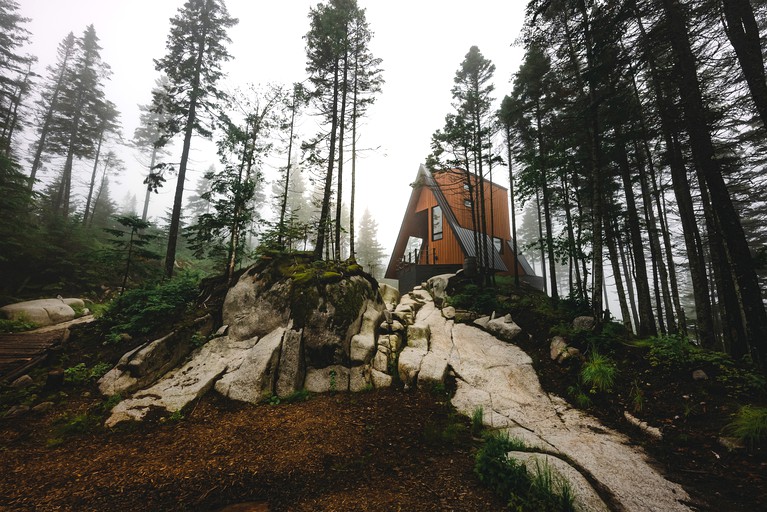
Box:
[581,352,617,393]
[647,334,693,368]
[725,405,767,449]
[447,284,507,314]
[64,362,111,385]
[99,271,201,341]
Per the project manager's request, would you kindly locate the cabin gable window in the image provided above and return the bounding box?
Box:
[432,205,443,241]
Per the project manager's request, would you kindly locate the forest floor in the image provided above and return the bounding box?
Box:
[1,289,766,511]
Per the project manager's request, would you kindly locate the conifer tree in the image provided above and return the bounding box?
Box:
[45,25,112,217]
[0,0,34,157]
[153,0,237,278]
[28,32,77,189]
[356,208,385,279]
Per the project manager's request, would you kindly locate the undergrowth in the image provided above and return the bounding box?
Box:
[475,431,576,511]
[98,271,201,342]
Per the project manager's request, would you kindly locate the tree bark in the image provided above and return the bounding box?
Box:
[662,0,767,367]
[721,0,767,131]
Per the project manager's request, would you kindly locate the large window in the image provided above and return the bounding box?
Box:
[432,205,443,241]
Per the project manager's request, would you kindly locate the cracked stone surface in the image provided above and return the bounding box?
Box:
[414,299,692,512]
[105,335,259,427]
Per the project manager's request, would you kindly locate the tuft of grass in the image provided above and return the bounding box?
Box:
[581,351,617,393]
[475,432,576,511]
[529,460,577,512]
[630,379,645,413]
[725,405,767,449]
[471,405,485,436]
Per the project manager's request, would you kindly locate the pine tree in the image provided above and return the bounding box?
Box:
[0,0,34,157]
[134,76,171,222]
[356,208,385,279]
[154,0,237,278]
[44,25,111,217]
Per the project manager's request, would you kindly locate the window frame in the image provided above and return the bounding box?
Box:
[432,205,443,241]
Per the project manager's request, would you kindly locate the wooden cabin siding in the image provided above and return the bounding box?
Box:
[433,169,512,249]
[415,187,464,266]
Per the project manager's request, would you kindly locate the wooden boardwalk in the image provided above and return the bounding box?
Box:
[0,317,93,383]
[0,330,64,382]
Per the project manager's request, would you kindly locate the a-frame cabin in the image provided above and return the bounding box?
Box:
[384,165,542,293]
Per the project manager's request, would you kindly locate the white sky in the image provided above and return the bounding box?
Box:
[18,0,527,258]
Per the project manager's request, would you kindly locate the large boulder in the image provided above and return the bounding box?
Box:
[301,276,381,368]
[0,297,85,327]
[223,273,292,341]
[378,283,400,311]
[485,313,522,342]
[398,346,427,386]
[215,327,285,403]
[426,273,454,306]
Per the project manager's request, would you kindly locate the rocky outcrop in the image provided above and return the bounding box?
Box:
[104,263,395,424]
[0,297,85,327]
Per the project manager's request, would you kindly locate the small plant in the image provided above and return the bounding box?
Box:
[64,362,111,385]
[581,351,617,393]
[283,389,311,403]
[0,315,37,333]
[329,369,337,394]
[268,394,281,406]
[475,432,577,511]
[191,332,207,348]
[566,385,592,409]
[529,460,577,512]
[629,379,645,413]
[471,406,484,436]
[423,412,468,446]
[101,394,122,413]
[724,405,767,449]
[168,410,184,422]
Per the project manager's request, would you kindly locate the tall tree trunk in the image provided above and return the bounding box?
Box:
[535,188,547,294]
[506,126,520,286]
[29,43,75,190]
[82,128,105,226]
[536,99,558,299]
[576,0,604,322]
[314,58,340,261]
[165,19,207,278]
[636,144,676,333]
[721,0,767,131]
[141,147,158,223]
[604,205,633,331]
[616,133,656,335]
[616,218,640,332]
[632,6,715,347]
[334,45,349,260]
[662,0,767,367]
[278,92,297,249]
[350,59,359,259]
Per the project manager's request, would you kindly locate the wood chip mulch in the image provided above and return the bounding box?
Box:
[0,389,506,511]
